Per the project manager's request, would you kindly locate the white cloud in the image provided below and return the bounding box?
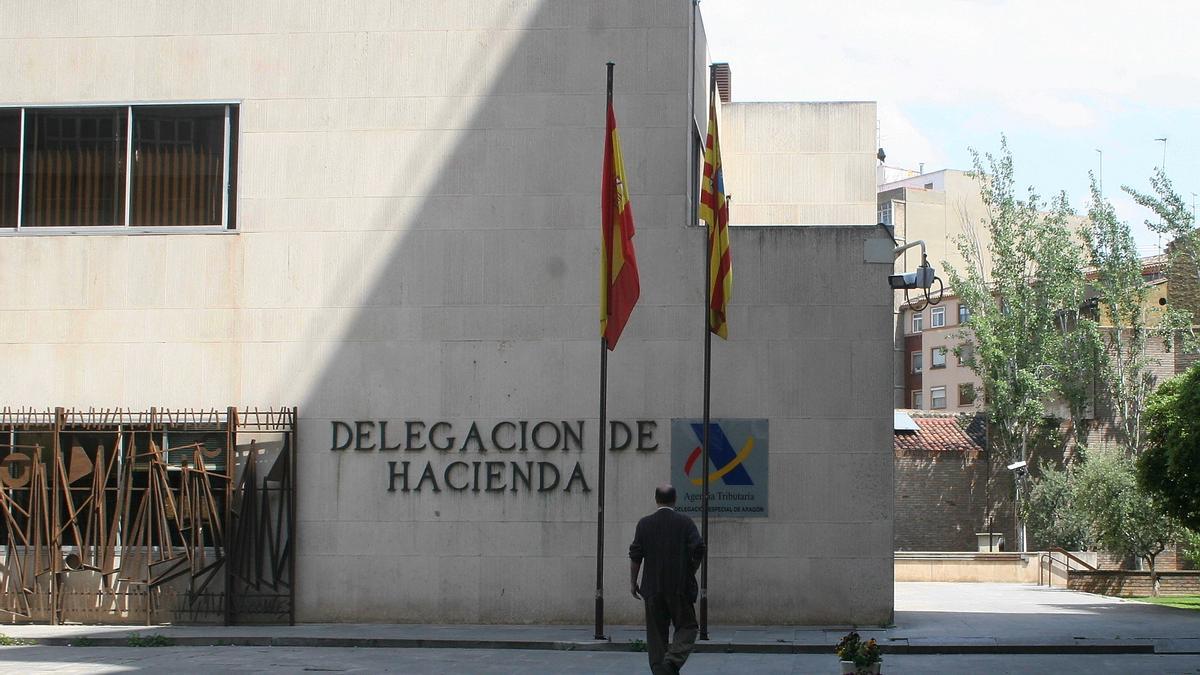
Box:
[877,101,948,171]
[700,0,1200,129]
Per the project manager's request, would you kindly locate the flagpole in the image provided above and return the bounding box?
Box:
[699,62,717,643]
[594,61,615,643]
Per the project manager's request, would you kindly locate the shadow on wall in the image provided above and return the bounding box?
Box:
[254,1,697,623]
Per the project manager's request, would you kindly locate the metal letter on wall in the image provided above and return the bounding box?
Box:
[0,407,296,625]
[670,419,769,518]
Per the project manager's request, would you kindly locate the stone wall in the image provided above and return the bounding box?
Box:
[894,552,1037,582]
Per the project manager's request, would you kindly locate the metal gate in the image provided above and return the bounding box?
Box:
[0,407,296,625]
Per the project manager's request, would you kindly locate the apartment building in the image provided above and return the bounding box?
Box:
[900,293,981,411]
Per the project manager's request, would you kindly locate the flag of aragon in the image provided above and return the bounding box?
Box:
[699,96,731,339]
[600,100,640,349]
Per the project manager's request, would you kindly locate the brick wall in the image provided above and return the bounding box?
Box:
[894,446,1016,551]
[1067,569,1200,596]
[1094,546,1180,571]
[1168,240,1200,322]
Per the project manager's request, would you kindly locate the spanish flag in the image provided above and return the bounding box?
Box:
[700,96,731,339]
[600,100,640,349]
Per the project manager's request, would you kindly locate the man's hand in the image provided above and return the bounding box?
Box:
[630,581,641,600]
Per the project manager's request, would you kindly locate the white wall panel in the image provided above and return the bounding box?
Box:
[1,0,892,627]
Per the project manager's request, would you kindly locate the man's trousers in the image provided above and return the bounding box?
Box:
[643,593,699,675]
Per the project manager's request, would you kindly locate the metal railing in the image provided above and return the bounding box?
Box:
[1038,546,1096,586]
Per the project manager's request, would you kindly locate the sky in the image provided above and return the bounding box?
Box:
[700,0,1200,255]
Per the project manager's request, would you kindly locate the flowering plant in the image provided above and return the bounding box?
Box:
[835,631,882,667]
[834,631,861,661]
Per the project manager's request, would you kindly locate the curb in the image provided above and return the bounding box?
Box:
[23,636,1162,655]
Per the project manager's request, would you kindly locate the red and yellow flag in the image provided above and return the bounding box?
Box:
[600,100,640,349]
[700,96,731,339]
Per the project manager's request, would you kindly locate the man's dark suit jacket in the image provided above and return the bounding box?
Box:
[629,507,706,601]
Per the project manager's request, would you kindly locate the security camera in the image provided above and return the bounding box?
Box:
[1007,461,1027,471]
[888,266,936,290]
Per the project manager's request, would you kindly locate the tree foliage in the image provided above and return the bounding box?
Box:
[1139,363,1200,531]
[1084,178,1157,454]
[945,139,1095,467]
[1024,449,1186,592]
[1076,449,1183,590]
[1124,169,1200,354]
[1022,462,1093,551]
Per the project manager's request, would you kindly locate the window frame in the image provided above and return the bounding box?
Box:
[911,390,923,409]
[911,351,923,374]
[911,312,923,333]
[931,306,946,328]
[0,100,239,235]
[958,343,973,367]
[958,383,977,406]
[878,200,893,226]
[930,386,947,409]
[958,303,970,324]
[930,346,947,369]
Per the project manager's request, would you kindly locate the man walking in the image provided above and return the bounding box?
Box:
[629,484,706,675]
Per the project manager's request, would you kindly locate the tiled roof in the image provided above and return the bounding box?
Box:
[894,410,987,453]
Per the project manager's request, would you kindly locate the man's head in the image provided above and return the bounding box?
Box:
[655,483,677,506]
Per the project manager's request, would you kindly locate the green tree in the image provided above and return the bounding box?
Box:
[1139,363,1200,531]
[1084,178,1157,455]
[945,140,1094,549]
[1124,169,1200,354]
[1077,449,1183,595]
[1022,461,1093,551]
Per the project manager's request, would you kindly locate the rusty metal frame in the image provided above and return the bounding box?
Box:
[0,406,296,625]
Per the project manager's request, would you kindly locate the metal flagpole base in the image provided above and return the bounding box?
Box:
[594,595,607,641]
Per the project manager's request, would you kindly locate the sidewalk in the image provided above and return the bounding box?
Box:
[1,583,1196,655]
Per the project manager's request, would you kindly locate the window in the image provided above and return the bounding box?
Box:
[911,351,923,373]
[0,103,237,231]
[958,383,977,406]
[911,312,923,333]
[930,386,947,409]
[911,390,923,409]
[931,347,947,369]
[931,306,946,328]
[878,201,892,226]
[958,304,970,324]
[958,343,974,367]
[0,110,19,227]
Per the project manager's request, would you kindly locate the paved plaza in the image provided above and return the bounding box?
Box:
[0,583,1197,673]
[2,646,1199,674]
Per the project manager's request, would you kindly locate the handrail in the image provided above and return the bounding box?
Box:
[1048,546,1097,571]
[1038,547,1097,586]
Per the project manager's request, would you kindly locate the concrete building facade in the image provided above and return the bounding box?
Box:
[1,1,894,626]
